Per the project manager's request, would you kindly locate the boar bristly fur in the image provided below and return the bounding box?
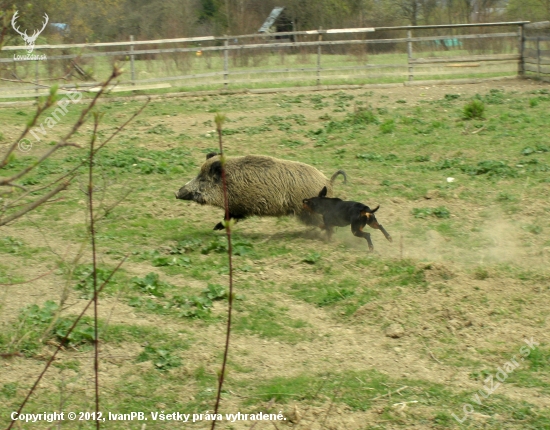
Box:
[176,154,347,230]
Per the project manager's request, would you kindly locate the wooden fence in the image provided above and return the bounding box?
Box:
[1,21,547,99]
[522,21,550,83]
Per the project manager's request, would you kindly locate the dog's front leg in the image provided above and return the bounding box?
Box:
[377,224,393,242]
[352,223,374,251]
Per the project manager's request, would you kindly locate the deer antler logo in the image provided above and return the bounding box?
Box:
[12,11,49,54]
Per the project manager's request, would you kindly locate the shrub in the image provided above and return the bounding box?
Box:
[463,100,485,120]
[380,119,396,134]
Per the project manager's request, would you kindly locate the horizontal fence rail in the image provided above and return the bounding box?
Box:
[1,21,547,99]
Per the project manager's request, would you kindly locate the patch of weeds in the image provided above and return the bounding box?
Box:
[286,113,307,126]
[171,292,221,319]
[280,95,303,104]
[11,301,96,355]
[132,272,170,297]
[170,238,202,254]
[461,160,516,178]
[137,346,181,371]
[0,236,24,254]
[280,138,305,148]
[433,412,453,425]
[347,106,379,125]
[414,155,430,162]
[221,127,243,135]
[380,119,395,134]
[431,158,463,170]
[444,94,460,101]
[151,252,191,267]
[522,225,542,235]
[233,305,308,342]
[432,207,450,218]
[483,88,505,104]
[302,252,321,264]
[379,260,427,288]
[401,116,422,125]
[412,208,432,218]
[247,370,413,412]
[264,115,284,125]
[86,147,193,175]
[396,99,406,104]
[53,359,81,371]
[201,236,254,256]
[356,153,398,162]
[248,374,315,403]
[245,125,272,135]
[53,317,96,347]
[146,124,175,135]
[310,95,328,109]
[295,284,355,307]
[521,144,549,155]
[529,98,539,108]
[496,192,516,202]
[412,206,450,219]
[474,267,490,280]
[130,283,227,319]
[1,383,17,399]
[277,122,292,132]
[73,265,117,299]
[463,99,485,120]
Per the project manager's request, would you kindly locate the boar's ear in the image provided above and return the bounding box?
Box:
[209,160,223,182]
[319,186,328,198]
[206,152,219,160]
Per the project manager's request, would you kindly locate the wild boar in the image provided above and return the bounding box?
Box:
[176,153,347,230]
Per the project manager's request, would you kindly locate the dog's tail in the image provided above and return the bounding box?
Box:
[330,169,347,185]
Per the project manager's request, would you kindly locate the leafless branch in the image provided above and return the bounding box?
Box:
[211,113,234,430]
[0,180,71,226]
[6,255,128,430]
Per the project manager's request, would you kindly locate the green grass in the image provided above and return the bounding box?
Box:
[1,83,549,428]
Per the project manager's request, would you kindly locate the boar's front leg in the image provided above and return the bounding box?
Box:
[213,214,246,230]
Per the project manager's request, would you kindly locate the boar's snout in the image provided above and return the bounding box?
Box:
[175,187,205,203]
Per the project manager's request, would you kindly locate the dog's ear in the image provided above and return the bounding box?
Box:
[370,205,380,214]
[319,186,328,198]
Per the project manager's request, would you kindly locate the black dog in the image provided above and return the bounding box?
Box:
[303,186,393,251]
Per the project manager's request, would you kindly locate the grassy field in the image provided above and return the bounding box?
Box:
[0,78,549,429]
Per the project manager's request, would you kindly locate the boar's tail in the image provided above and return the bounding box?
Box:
[330,170,347,185]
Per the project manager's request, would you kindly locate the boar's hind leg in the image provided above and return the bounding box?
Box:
[213,214,246,230]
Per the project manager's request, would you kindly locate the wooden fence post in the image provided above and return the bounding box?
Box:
[317,27,322,86]
[224,37,229,87]
[407,30,413,82]
[537,37,540,79]
[130,35,135,83]
[518,24,525,77]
